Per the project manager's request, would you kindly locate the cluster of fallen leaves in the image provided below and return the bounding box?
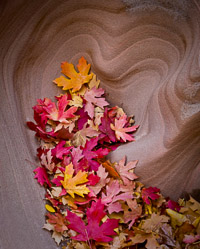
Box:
[27,57,200,249]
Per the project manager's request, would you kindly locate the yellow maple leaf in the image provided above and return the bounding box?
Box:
[54,57,93,92]
[61,163,90,198]
[69,94,83,108]
[72,73,100,96]
[166,209,188,228]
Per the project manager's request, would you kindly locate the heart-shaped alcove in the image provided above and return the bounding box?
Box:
[0,0,200,248]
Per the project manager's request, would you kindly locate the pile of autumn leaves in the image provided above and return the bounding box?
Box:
[27,57,200,249]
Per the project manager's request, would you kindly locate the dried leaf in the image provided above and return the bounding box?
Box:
[114,156,138,183]
[142,213,169,233]
[166,209,188,228]
[54,57,93,92]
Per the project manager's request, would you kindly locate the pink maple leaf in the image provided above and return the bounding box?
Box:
[33,167,51,187]
[66,199,119,242]
[110,114,138,142]
[101,180,121,205]
[102,180,132,205]
[70,146,87,172]
[119,178,136,194]
[84,87,109,118]
[101,180,133,214]
[89,165,109,195]
[51,176,64,187]
[107,202,123,214]
[51,140,72,159]
[183,234,200,244]
[115,156,138,183]
[43,95,77,123]
[141,186,160,205]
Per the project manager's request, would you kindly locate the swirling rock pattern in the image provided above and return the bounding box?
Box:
[0,0,200,248]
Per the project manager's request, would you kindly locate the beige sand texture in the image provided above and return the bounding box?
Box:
[0,0,200,248]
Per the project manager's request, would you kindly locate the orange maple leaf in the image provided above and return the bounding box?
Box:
[46,212,68,233]
[54,57,93,92]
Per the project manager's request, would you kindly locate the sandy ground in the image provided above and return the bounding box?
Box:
[0,0,200,248]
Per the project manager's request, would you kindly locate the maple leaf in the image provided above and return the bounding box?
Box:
[69,94,83,108]
[166,200,181,212]
[114,156,138,183]
[70,146,91,173]
[101,180,132,214]
[44,95,77,123]
[54,57,93,92]
[99,108,116,142]
[142,213,169,233]
[43,223,64,245]
[110,233,127,249]
[32,98,49,127]
[87,173,100,186]
[187,196,200,212]
[119,178,136,196]
[141,186,160,205]
[89,165,109,195]
[130,229,159,249]
[46,212,68,233]
[70,146,84,169]
[183,234,200,244]
[159,223,176,247]
[107,202,123,214]
[76,108,90,130]
[72,123,99,147]
[123,199,142,228]
[33,167,51,187]
[66,199,119,242]
[52,231,63,245]
[166,209,187,228]
[61,163,90,198]
[100,159,120,179]
[82,137,109,171]
[51,140,72,159]
[84,87,109,118]
[101,180,121,205]
[110,114,138,142]
[40,150,55,171]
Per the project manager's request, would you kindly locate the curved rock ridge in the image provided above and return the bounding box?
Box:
[0,0,200,248]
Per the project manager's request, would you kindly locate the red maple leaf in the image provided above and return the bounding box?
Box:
[166,200,181,212]
[99,108,116,142]
[33,167,51,187]
[66,199,118,242]
[44,95,77,122]
[82,137,109,171]
[141,187,160,205]
[51,140,72,159]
